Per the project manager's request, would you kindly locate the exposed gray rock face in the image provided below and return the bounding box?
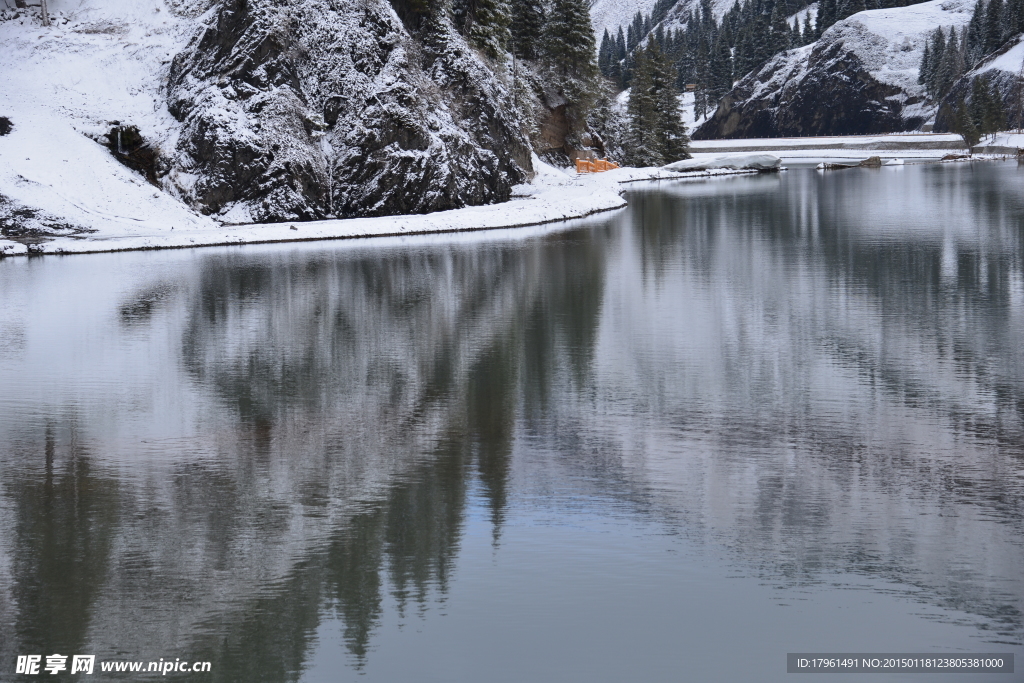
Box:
[167,0,532,223]
[694,41,926,140]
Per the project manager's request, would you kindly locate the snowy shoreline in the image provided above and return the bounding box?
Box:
[0,163,761,258]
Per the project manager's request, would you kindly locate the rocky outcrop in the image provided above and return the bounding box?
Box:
[695,0,974,139]
[694,43,925,139]
[166,0,532,223]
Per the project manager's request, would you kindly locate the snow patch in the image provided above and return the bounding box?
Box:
[977,35,1024,75]
[789,3,818,30]
[821,0,975,94]
[664,153,782,171]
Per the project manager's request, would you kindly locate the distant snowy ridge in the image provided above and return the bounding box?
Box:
[590,0,660,38]
[590,0,735,40]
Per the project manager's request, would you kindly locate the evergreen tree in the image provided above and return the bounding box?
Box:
[926,28,946,96]
[652,49,692,162]
[626,47,662,164]
[953,95,981,147]
[694,35,711,120]
[629,12,644,50]
[977,76,1006,137]
[625,43,690,165]
[711,34,734,100]
[936,28,958,97]
[770,4,792,54]
[817,0,838,35]
[542,0,600,139]
[469,0,512,57]
[984,0,1004,51]
[599,29,614,76]
[803,11,815,43]
[511,0,545,59]
[919,41,931,85]
[970,75,991,130]
[543,0,599,82]
[967,0,986,64]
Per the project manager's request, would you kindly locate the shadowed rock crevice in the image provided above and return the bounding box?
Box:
[104,124,160,186]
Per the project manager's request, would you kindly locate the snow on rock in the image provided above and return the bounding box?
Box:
[695,0,976,139]
[165,0,532,222]
[664,153,782,171]
[0,0,533,238]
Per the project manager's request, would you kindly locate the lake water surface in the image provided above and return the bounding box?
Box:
[0,163,1022,682]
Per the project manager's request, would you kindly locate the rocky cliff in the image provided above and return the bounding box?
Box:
[0,0,535,235]
[166,0,533,223]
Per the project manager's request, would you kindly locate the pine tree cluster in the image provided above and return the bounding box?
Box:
[920,0,1024,101]
[387,0,599,88]
[624,43,692,165]
[947,75,1007,145]
[390,0,603,157]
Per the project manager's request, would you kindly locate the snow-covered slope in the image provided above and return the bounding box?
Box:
[590,0,660,38]
[590,0,735,39]
[826,0,974,96]
[695,0,976,139]
[0,0,218,237]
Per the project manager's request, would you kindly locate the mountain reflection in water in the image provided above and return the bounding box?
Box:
[0,163,1021,682]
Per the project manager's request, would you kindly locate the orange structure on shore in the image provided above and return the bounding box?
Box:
[575,158,620,173]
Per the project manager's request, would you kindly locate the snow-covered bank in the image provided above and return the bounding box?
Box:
[0,157,770,257]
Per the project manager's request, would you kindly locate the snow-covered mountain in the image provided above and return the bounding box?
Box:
[693,0,1016,138]
[935,34,1024,130]
[590,0,734,39]
[0,0,532,235]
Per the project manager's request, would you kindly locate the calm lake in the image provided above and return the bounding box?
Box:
[0,163,1022,682]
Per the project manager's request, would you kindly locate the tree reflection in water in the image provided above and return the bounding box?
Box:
[0,163,1022,682]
